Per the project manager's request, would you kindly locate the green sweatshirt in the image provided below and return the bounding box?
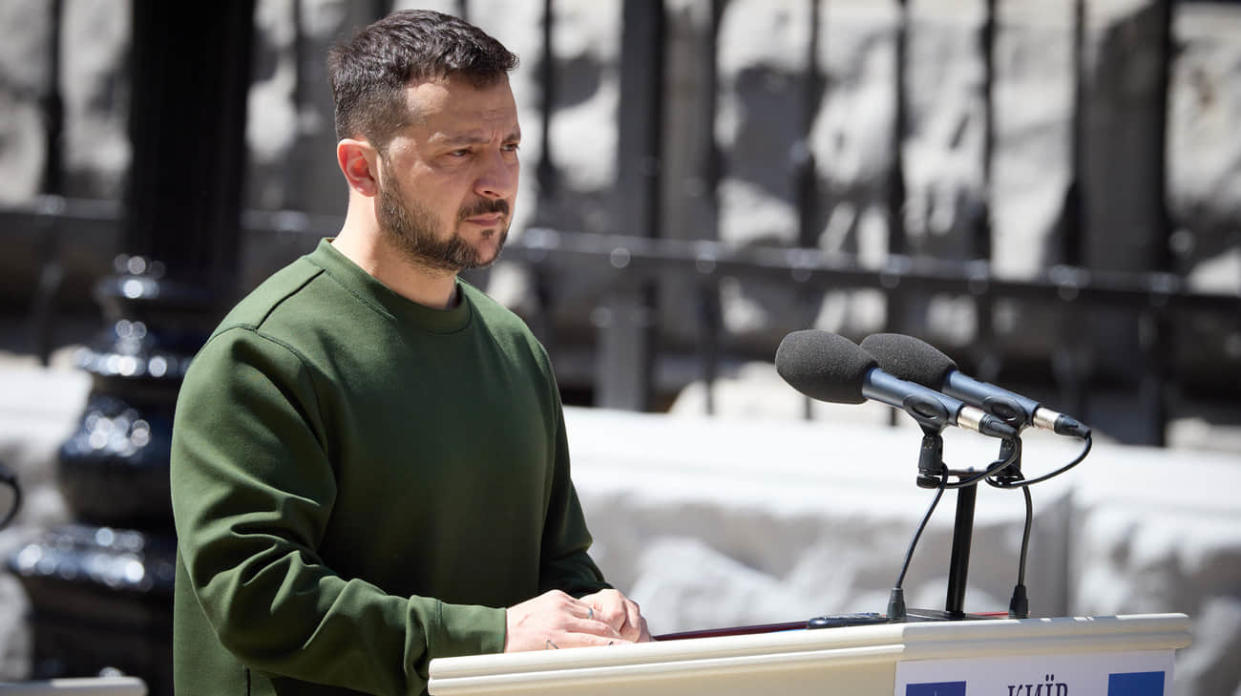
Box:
[170,239,609,696]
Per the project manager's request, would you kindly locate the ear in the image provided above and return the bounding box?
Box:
[336,138,381,197]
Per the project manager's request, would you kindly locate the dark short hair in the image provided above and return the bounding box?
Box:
[327,10,518,146]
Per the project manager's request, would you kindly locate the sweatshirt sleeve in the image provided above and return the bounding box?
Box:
[170,327,505,696]
[535,356,612,598]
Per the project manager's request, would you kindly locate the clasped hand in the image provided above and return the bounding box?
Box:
[504,588,651,652]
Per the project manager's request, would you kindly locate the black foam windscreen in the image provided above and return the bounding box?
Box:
[859,333,957,388]
[775,330,876,404]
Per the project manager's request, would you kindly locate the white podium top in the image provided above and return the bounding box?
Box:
[429,613,1190,696]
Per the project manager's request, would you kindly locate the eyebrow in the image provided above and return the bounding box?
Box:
[434,128,522,147]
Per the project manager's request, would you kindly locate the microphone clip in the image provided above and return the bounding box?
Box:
[989,437,1024,485]
[916,426,946,489]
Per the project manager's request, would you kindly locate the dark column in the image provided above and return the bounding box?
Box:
[793,0,824,420]
[30,0,66,365]
[123,1,253,288]
[1138,0,1176,447]
[695,0,724,416]
[1053,0,1090,427]
[596,0,665,410]
[885,0,910,339]
[7,3,255,694]
[1078,0,1174,444]
[971,0,998,382]
[795,0,822,253]
[880,0,911,428]
[530,0,559,353]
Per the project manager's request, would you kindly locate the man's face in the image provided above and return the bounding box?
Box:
[376,76,520,272]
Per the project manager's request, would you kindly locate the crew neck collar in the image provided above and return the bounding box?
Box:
[306,238,472,334]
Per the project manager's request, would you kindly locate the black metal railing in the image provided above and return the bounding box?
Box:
[5,0,1236,447]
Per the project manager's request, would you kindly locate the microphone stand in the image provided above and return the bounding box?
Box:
[890,426,1017,622]
[989,437,1031,619]
[916,424,979,621]
[943,478,977,619]
[939,435,1023,619]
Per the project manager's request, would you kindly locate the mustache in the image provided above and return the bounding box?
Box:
[458,198,510,220]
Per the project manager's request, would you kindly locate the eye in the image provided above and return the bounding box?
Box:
[449,148,471,158]
[502,142,520,153]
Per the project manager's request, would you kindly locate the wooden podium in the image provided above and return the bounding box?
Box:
[428,613,1190,695]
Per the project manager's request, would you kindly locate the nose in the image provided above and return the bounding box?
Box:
[474,149,518,200]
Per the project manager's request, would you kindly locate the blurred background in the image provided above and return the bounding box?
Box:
[0,0,1238,694]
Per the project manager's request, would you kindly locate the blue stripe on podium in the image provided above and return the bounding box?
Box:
[1108,671,1165,696]
[906,682,966,696]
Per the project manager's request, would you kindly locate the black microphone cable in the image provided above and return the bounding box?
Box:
[951,437,1027,617]
[981,430,1091,618]
[984,440,1034,619]
[940,435,1022,489]
[887,470,949,622]
[986,431,1092,489]
[1006,485,1034,619]
[886,435,1021,621]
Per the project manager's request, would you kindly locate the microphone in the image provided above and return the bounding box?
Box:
[858,333,1090,438]
[775,330,1017,439]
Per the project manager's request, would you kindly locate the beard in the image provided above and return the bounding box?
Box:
[377,160,510,273]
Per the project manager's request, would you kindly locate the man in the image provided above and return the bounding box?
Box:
[170,10,649,696]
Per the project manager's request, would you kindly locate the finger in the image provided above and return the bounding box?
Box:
[563,599,594,620]
[553,631,633,649]
[590,595,628,632]
[618,600,643,642]
[636,616,652,643]
[565,616,625,640]
[545,592,592,619]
